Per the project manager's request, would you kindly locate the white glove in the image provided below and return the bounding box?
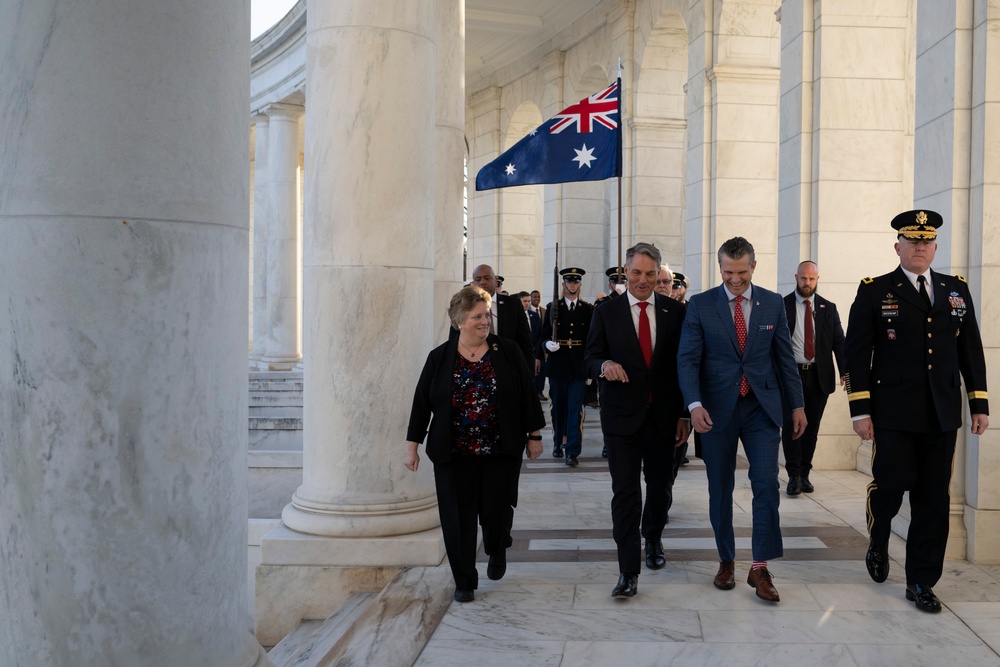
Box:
[544,340,560,352]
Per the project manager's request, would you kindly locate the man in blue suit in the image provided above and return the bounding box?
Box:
[677,237,806,602]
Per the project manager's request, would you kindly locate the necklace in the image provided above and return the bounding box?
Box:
[458,338,486,359]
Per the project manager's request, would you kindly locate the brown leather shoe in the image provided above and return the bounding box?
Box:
[713,560,736,590]
[747,566,780,602]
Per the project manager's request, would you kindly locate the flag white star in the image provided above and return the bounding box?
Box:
[572,144,596,169]
[505,163,516,175]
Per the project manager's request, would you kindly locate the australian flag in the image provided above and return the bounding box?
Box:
[475,79,622,191]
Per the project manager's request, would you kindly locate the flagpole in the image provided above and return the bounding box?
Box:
[616,58,624,273]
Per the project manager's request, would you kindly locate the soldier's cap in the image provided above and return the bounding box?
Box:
[672,272,689,288]
[496,275,505,284]
[891,209,942,241]
[560,267,585,282]
[605,267,626,283]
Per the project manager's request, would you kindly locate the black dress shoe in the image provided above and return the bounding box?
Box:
[800,477,814,493]
[611,573,638,598]
[487,549,507,581]
[645,539,666,570]
[905,583,942,613]
[453,588,474,603]
[786,477,802,496]
[565,456,579,467]
[865,538,889,583]
[552,446,564,458]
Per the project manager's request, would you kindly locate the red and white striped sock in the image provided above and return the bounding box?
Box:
[751,561,767,570]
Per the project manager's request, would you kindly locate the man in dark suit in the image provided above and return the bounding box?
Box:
[677,237,806,603]
[519,291,543,340]
[782,261,846,496]
[529,290,547,399]
[541,268,592,465]
[469,264,534,367]
[846,209,988,613]
[585,243,689,598]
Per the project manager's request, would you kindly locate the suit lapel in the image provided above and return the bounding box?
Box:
[650,294,673,366]
[618,296,646,364]
[785,297,796,336]
[714,287,742,356]
[744,287,764,354]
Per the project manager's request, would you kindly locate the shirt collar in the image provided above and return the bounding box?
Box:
[723,284,753,302]
[899,265,931,285]
[626,290,650,308]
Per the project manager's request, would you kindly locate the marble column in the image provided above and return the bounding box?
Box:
[257,0,445,644]
[964,0,1000,564]
[913,0,975,560]
[0,2,269,666]
[434,0,466,345]
[251,113,270,366]
[262,103,303,371]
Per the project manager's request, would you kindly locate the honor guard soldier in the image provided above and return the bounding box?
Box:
[542,268,593,465]
[846,209,989,614]
[594,267,627,308]
[670,272,689,303]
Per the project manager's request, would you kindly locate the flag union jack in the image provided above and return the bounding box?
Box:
[475,78,622,191]
[550,81,619,134]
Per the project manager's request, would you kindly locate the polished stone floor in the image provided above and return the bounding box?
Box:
[416,406,1000,666]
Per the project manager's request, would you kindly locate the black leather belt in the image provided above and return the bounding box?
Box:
[798,363,814,371]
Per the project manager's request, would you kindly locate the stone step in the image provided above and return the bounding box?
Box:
[249,406,303,418]
[249,392,303,407]
[248,451,302,519]
[249,428,303,452]
[250,380,304,392]
[267,593,375,666]
[266,567,454,667]
[249,416,302,430]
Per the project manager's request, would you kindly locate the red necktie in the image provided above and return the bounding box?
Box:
[637,302,652,366]
[734,295,749,397]
[803,299,814,361]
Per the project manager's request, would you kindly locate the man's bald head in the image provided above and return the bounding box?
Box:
[472,264,498,296]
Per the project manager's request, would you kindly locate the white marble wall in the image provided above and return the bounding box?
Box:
[0,1,268,665]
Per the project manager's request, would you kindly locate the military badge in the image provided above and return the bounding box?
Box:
[887,329,896,340]
[948,292,967,317]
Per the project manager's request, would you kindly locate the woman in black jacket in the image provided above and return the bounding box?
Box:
[405,285,545,602]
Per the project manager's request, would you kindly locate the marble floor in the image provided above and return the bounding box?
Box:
[415,406,1000,666]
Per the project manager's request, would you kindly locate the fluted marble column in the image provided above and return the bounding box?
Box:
[284,0,439,537]
[434,0,466,344]
[257,2,445,642]
[262,103,303,371]
[0,2,269,666]
[251,113,270,365]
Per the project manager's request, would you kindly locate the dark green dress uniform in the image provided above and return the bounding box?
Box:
[846,216,988,592]
[541,281,593,462]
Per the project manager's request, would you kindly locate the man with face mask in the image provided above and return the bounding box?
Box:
[677,237,806,603]
[541,268,593,465]
[846,210,988,614]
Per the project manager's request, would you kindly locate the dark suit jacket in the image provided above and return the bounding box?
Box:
[845,267,989,432]
[527,309,543,348]
[584,293,687,437]
[447,292,534,371]
[677,283,803,430]
[406,334,545,464]
[784,292,846,395]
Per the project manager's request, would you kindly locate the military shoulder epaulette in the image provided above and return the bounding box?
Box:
[956,275,967,283]
[579,299,593,307]
[862,277,874,284]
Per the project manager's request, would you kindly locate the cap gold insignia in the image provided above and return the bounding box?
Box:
[916,211,928,225]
